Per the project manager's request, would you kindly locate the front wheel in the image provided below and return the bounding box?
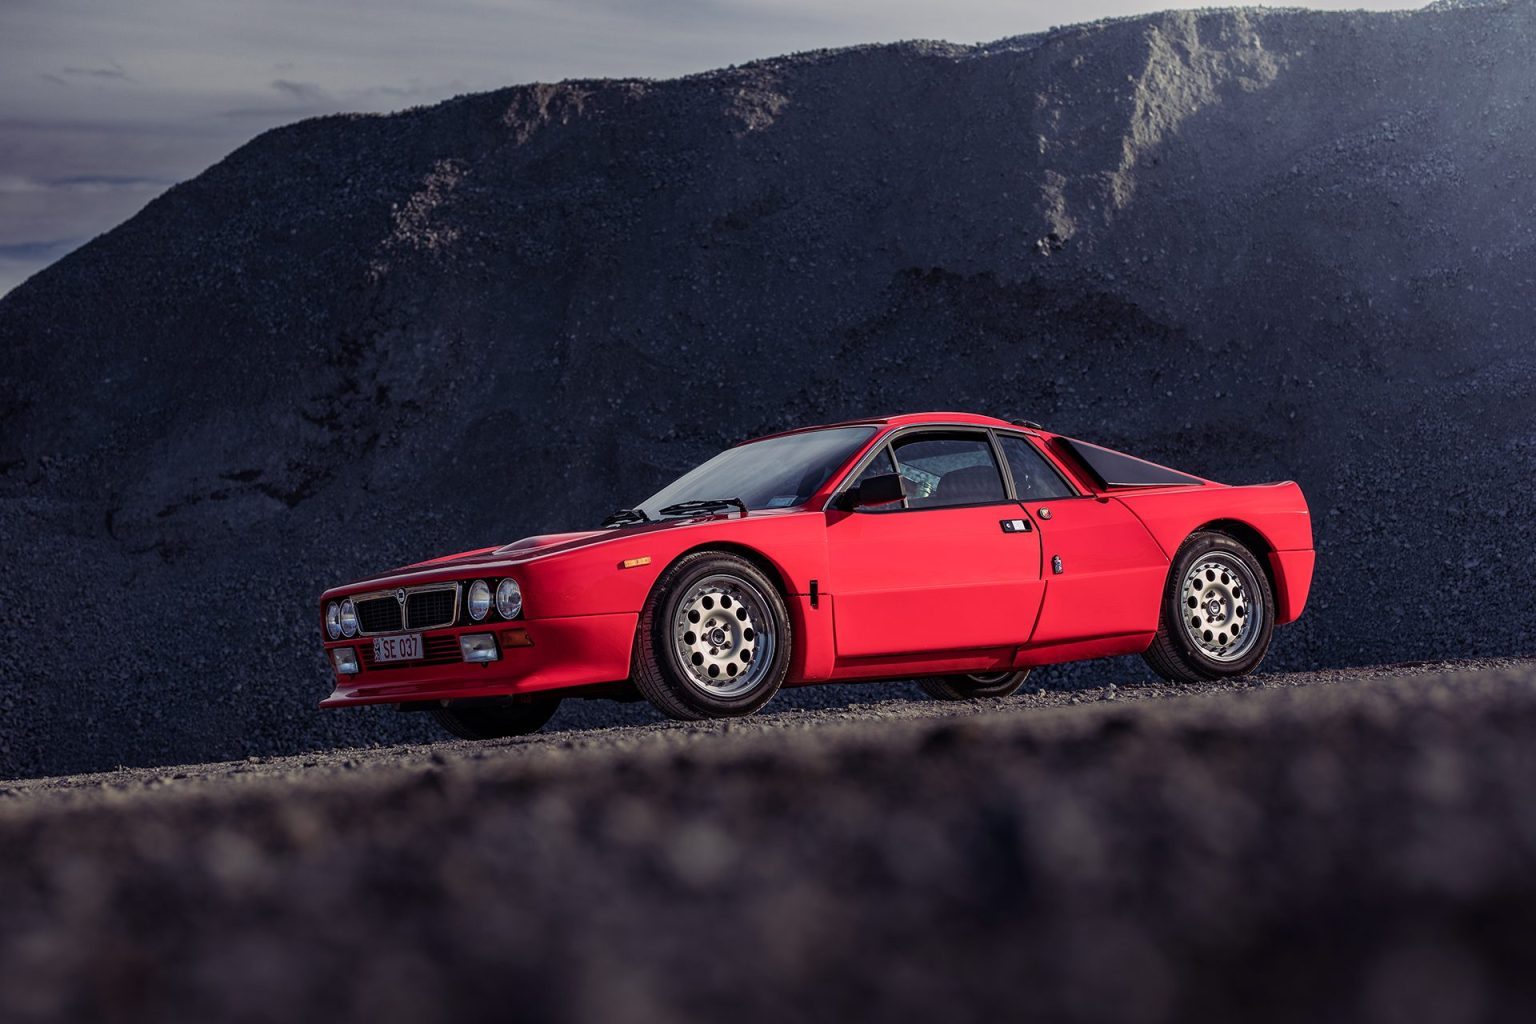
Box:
[430,697,560,740]
[919,670,1032,701]
[1143,531,1275,683]
[633,551,792,720]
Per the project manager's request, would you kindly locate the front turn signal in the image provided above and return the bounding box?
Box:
[500,627,534,648]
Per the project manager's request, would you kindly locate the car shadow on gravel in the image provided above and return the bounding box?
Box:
[540,655,1180,736]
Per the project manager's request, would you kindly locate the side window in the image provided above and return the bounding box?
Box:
[997,435,1075,500]
[892,434,1006,509]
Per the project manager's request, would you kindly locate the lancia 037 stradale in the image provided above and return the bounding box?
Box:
[318,412,1313,739]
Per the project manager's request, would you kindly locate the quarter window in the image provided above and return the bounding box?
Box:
[892,434,1007,509]
[997,435,1076,500]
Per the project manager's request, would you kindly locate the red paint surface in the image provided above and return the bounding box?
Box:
[318,412,1315,707]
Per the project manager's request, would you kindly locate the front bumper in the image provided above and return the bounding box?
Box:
[318,611,638,708]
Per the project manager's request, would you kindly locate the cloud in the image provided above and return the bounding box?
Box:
[270,79,330,103]
[49,174,173,192]
[0,239,82,261]
[0,173,169,194]
[60,62,133,82]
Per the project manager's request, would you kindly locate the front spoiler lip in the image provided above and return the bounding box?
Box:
[318,611,640,709]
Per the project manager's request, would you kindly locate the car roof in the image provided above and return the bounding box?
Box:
[739,411,1028,445]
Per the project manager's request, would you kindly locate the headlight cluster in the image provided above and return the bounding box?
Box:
[325,599,359,639]
[496,578,522,619]
[465,578,523,621]
[467,580,492,621]
[325,578,522,639]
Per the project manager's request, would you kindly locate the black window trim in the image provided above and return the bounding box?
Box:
[990,429,1085,501]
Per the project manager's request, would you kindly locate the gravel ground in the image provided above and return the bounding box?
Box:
[3,1,1536,776]
[0,656,1533,1023]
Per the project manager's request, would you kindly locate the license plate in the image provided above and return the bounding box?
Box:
[372,634,423,662]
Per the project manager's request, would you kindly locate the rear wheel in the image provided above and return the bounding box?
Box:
[633,551,792,720]
[919,670,1032,701]
[429,697,560,740]
[1143,531,1275,683]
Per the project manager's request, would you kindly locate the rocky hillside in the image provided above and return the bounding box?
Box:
[2,1,1534,776]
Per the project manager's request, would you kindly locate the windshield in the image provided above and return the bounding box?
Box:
[636,426,877,519]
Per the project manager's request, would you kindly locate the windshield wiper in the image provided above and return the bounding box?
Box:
[657,498,749,518]
[601,507,654,528]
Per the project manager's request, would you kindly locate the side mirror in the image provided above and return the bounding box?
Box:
[835,473,906,511]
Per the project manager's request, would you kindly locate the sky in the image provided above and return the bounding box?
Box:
[0,0,1422,297]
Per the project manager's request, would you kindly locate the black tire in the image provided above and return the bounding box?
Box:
[1143,530,1275,683]
[633,551,792,720]
[429,697,560,740]
[919,670,1032,701]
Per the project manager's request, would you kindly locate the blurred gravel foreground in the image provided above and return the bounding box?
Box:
[0,659,1528,1023]
[2,1,1536,775]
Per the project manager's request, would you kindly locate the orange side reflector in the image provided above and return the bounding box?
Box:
[620,556,652,569]
[501,628,534,648]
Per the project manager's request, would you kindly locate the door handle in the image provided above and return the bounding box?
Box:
[1000,518,1032,533]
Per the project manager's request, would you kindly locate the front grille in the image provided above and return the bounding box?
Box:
[356,597,403,634]
[358,634,463,671]
[406,588,456,630]
[351,584,459,635]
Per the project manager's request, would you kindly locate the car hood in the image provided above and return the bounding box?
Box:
[389,531,610,576]
[395,513,770,575]
[327,509,796,597]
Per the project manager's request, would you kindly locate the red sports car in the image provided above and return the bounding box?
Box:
[318,413,1314,739]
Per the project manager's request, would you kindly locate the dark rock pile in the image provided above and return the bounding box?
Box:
[2,1,1533,776]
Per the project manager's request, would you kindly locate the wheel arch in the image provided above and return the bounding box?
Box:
[1184,518,1280,609]
[659,541,796,601]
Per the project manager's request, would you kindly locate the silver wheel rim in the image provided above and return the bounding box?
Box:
[1180,552,1264,662]
[965,673,1013,686]
[672,574,776,698]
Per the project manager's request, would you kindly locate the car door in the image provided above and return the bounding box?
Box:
[825,430,1046,659]
[994,433,1169,645]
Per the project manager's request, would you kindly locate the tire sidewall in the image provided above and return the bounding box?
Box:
[1164,533,1275,677]
[921,669,1032,701]
[961,670,1031,697]
[649,554,791,716]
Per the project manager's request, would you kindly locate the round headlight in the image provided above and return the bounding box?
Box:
[325,601,341,640]
[496,578,522,619]
[339,599,359,637]
[467,579,492,621]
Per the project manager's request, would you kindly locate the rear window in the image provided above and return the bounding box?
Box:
[1052,438,1203,488]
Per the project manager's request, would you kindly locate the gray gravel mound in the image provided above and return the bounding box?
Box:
[2,2,1535,776]
[0,659,1532,1023]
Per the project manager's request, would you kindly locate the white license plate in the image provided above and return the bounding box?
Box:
[372,634,424,662]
